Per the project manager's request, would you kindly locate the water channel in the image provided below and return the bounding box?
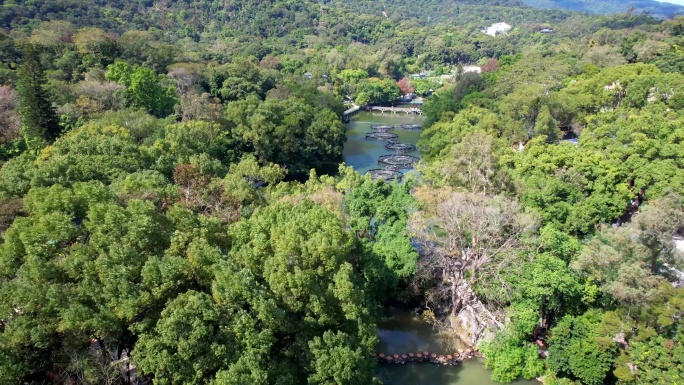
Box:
[343,110,537,385]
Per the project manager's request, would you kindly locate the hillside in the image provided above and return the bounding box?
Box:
[0,0,573,34]
[1,1,684,385]
[521,0,684,18]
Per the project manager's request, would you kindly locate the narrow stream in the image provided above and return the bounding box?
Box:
[343,110,537,385]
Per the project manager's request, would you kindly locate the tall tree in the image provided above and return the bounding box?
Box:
[16,44,60,151]
[533,105,561,142]
[412,188,537,317]
[572,194,684,307]
[547,310,616,385]
[106,62,178,118]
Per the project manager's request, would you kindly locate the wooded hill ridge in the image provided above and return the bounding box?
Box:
[521,0,684,18]
[0,1,684,385]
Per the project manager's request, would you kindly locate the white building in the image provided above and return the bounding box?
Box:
[675,236,684,252]
[462,65,482,74]
[482,22,512,37]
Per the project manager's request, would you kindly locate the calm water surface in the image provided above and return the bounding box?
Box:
[376,309,538,385]
[343,112,536,385]
[342,110,424,176]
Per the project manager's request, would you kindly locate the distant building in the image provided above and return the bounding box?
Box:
[399,93,416,102]
[675,236,684,252]
[540,28,554,34]
[482,22,512,37]
[461,65,482,74]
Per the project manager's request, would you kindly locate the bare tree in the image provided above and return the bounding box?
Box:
[0,85,21,144]
[61,349,121,385]
[176,92,222,122]
[73,81,125,114]
[411,188,538,317]
[167,64,203,93]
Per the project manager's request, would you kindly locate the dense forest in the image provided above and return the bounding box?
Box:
[520,0,684,18]
[0,0,683,384]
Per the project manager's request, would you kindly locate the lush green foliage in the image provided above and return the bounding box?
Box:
[412,13,684,385]
[106,62,177,118]
[521,0,684,18]
[224,94,345,176]
[17,44,60,151]
[2,1,684,384]
[547,311,616,385]
[0,150,413,383]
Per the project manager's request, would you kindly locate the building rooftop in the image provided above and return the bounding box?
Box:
[482,22,512,37]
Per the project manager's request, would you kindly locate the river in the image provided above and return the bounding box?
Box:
[343,110,537,385]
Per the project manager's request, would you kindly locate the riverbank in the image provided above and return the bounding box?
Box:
[343,104,361,122]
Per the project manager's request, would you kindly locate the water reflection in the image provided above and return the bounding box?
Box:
[377,364,463,385]
[343,111,424,176]
[375,309,538,385]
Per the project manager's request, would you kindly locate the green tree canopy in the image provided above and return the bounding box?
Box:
[17,44,60,151]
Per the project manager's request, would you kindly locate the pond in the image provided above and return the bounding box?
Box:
[343,111,537,385]
[342,109,424,178]
[376,308,539,385]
